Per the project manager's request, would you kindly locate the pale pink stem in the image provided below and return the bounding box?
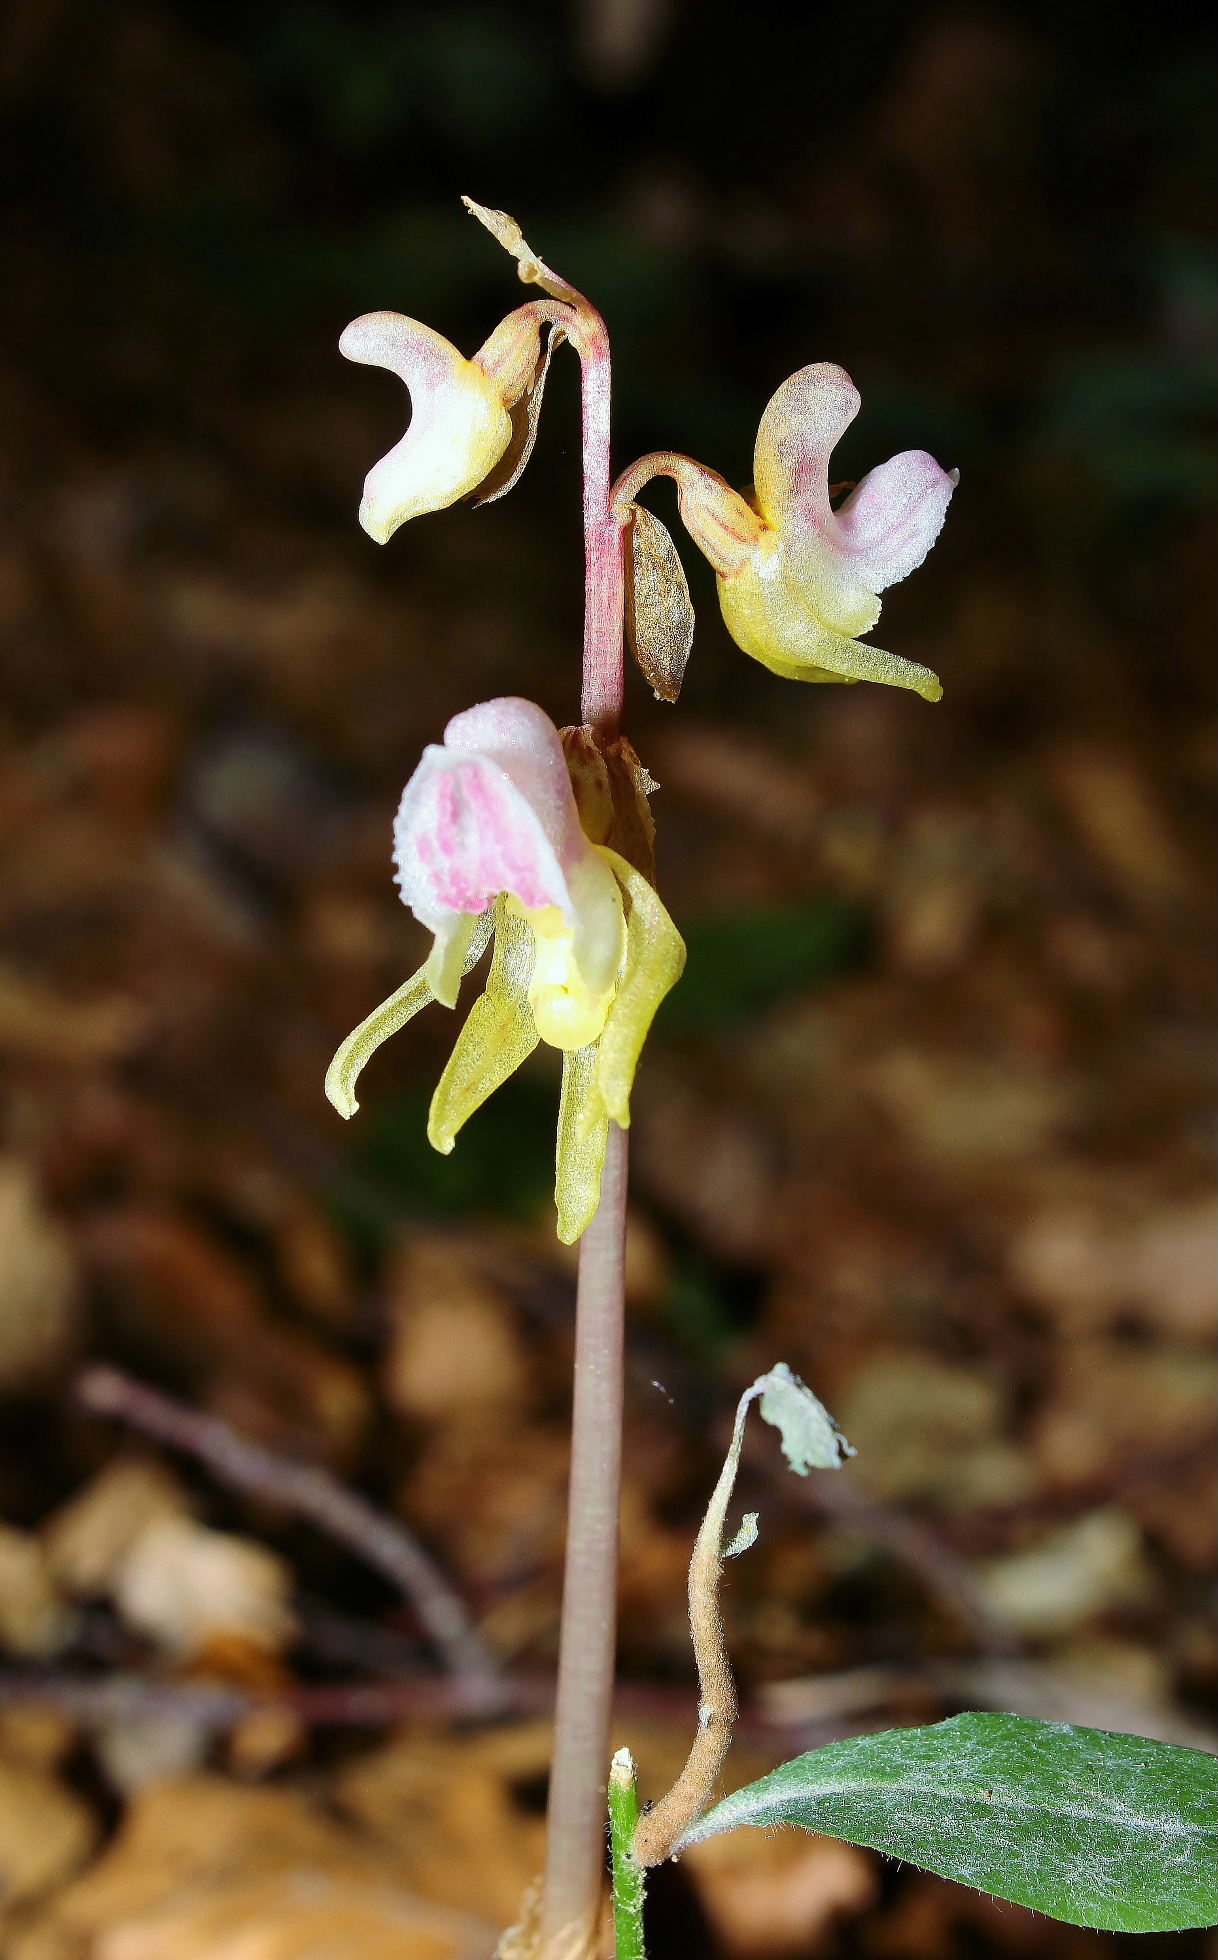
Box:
[577,311,626,737]
[541,1122,628,1947]
[538,296,630,1951]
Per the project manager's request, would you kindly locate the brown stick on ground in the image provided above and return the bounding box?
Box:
[75,1363,508,1715]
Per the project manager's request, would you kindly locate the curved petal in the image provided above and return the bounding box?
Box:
[717,560,942,700]
[324,910,494,1120]
[340,312,512,541]
[427,901,539,1155]
[829,451,958,592]
[324,965,435,1120]
[555,1044,610,1245]
[596,848,686,1127]
[753,364,859,531]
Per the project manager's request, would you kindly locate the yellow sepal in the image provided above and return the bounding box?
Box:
[595,848,687,1127]
[324,967,435,1120]
[717,561,942,702]
[427,898,539,1155]
[555,1044,610,1246]
[325,910,493,1120]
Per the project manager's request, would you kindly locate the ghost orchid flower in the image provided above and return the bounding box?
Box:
[615,362,956,704]
[341,297,568,543]
[325,697,684,1244]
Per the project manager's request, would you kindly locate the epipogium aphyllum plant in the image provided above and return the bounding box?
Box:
[326,202,1217,1958]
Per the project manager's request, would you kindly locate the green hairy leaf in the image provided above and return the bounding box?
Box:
[677,1711,1218,1933]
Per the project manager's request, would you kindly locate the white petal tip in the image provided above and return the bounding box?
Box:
[357,498,393,545]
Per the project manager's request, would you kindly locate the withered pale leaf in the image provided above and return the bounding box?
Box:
[624,503,695,703]
[471,324,566,506]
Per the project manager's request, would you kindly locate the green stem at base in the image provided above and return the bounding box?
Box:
[609,1747,647,1959]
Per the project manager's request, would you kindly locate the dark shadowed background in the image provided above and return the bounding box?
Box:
[0,2,1214,1954]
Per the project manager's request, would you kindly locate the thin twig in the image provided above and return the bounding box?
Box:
[75,1364,508,1714]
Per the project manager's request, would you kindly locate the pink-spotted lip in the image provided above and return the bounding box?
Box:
[404,757,562,921]
[391,696,628,1001]
[394,745,572,934]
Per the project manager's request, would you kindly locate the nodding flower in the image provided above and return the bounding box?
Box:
[340,297,568,543]
[325,697,684,1244]
[616,362,956,704]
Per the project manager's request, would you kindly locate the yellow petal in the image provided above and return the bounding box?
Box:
[595,849,686,1127]
[427,900,539,1155]
[325,966,435,1120]
[717,551,942,702]
[326,911,493,1120]
[424,909,486,1009]
[555,1043,610,1245]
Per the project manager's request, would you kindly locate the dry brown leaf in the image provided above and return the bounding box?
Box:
[9,1775,491,1960]
[384,1235,530,1423]
[336,1724,547,1926]
[683,1828,875,1956]
[43,1458,186,1599]
[0,1706,78,1774]
[648,722,823,852]
[0,1758,97,1908]
[1048,743,1194,906]
[1033,1340,1218,1488]
[79,1205,368,1457]
[0,1524,73,1657]
[402,1425,570,1589]
[114,1514,296,1658]
[1010,1195,1218,1338]
[864,1048,1076,1164]
[624,503,694,703]
[95,1711,213,1796]
[0,965,145,1064]
[92,1874,486,1960]
[833,1352,1035,1508]
[975,1508,1152,1637]
[0,1159,79,1392]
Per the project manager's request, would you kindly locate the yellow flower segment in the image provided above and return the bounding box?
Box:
[325,699,684,1244]
[615,363,956,704]
[714,365,952,699]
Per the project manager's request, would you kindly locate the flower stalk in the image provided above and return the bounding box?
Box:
[533,238,629,1955]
